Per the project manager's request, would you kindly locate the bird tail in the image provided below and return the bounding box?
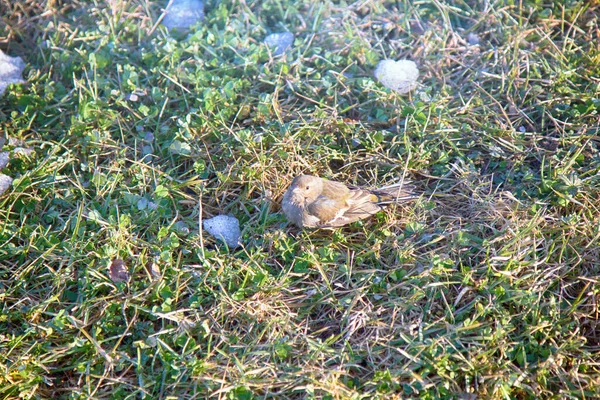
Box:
[371,181,417,204]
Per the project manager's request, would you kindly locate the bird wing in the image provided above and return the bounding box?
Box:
[371,181,416,204]
[315,189,382,228]
[320,179,351,200]
[307,195,348,225]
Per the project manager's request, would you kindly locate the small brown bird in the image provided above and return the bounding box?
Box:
[281,175,415,228]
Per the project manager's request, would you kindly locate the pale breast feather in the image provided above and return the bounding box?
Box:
[302,213,321,228]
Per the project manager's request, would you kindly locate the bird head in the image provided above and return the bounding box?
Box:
[288,175,323,204]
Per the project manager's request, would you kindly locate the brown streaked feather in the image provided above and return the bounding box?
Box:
[320,179,351,200]
[307,196,348,224]
[316,189,380,227]
[319,201,382,227]
[348,188,379,203]
[371,181,416,204]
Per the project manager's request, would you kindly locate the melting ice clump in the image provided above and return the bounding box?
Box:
[374,59,419,94]
[203,215,241,248]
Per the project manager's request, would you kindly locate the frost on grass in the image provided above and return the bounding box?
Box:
[162,0,205,31]
[0,50,25,97]
[264,32,294,56]
[374,59,419,94]
[0,174,12,196]
[203,215,241,248]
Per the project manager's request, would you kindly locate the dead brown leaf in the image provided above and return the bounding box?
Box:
[109,259,130,283]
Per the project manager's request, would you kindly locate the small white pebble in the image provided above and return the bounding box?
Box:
[0,174,13,196]
[203,215,241,248]
[129,93,139,102]
[0,50,25,97]
[519,126,526,133]
[467,32,480,45]
[162,0,205,30]
[374,59,419,94]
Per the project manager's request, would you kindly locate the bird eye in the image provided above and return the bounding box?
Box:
[305,186,310,190]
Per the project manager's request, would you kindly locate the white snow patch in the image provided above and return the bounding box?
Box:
[162,0,205,31]
[374,59,419,94]
[203,215,241,248]
[0,50,25,97]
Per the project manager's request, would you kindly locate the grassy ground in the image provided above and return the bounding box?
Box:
[1,0,600,398]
